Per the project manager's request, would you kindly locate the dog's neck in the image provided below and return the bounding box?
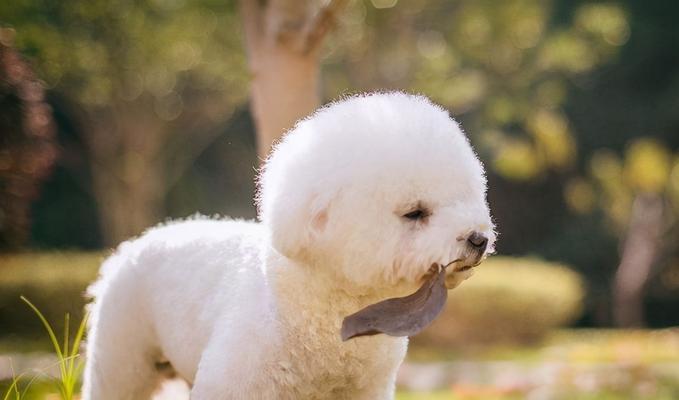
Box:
[269,253,413,326]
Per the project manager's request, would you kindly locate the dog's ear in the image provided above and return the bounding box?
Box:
[268,192,334,261]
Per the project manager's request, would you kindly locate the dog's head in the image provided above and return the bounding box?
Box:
[258,92,495,291]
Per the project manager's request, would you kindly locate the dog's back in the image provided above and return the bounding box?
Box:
[82,218,266,399]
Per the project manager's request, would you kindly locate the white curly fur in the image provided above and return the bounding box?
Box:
[82,92,495,400]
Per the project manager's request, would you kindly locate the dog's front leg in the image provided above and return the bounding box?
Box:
[190,315,281,400]
[351,371,399,400]
[191,343,280,400]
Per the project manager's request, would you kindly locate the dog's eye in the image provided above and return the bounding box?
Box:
[403,209,428,221]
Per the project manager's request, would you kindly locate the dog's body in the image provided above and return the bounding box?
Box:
[83,93,495,399]
[84,219,406,399]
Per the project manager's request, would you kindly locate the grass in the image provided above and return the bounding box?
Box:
[2,328,677,399]
[408,328,679,363]
[0,381,55,400]
[396,391,459,400]
[1,298,87,400]
[395,389,679,400]
[401,329,679,400]
[2,373,21,400]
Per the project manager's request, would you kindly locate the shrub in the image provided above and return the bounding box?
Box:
[0,253,584,349]
[0,252,102,339]
[412,257,585,348]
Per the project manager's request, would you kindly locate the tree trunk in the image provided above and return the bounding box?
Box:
[240,0,347,159]
[90,161,165,246]
[249,40,320,160]
[612,194,664,327]
[85,107,166,246]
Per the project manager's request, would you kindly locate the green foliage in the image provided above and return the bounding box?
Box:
[565,140,679,233]
[1,0,252,246]
[413,257,584,347]
[0,0,247,110]
[331,0,629,182]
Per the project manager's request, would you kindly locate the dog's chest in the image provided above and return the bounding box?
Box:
[269,267,408,398]
[273,317,406,398]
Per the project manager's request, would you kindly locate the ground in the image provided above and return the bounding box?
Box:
[2,330,678,399]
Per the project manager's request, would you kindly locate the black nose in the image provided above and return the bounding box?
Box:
[467,232,488,251]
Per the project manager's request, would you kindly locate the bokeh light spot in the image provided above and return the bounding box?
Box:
[624,139,671,194]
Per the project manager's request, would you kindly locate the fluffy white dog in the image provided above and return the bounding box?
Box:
[82,92,495,400]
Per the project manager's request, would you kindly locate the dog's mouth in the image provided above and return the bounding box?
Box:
[420,258,468,280]
[455,264,474,272]
[452,259,483,272]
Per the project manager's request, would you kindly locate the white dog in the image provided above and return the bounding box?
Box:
[82,92,495,400]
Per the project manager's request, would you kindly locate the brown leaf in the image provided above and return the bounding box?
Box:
[341,264,448,341]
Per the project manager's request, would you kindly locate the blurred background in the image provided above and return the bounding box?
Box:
[1,0,678,399]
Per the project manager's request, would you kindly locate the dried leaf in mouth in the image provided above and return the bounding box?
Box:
[340,264,448,341]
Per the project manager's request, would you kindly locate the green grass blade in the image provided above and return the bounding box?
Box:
[20,296,68,389]
[74,360,86,380]
[63,313,70,358]
[2,375,20,400]
[22,372,45,399]
[65,311,88,395]
[71,312,88,360]
[18,297,89,400]
[20,297,64,360]
[1,366,20,400]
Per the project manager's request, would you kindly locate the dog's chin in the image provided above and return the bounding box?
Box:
[444,267,474,289]
[443,255,487,289]
[414,260,478,290]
